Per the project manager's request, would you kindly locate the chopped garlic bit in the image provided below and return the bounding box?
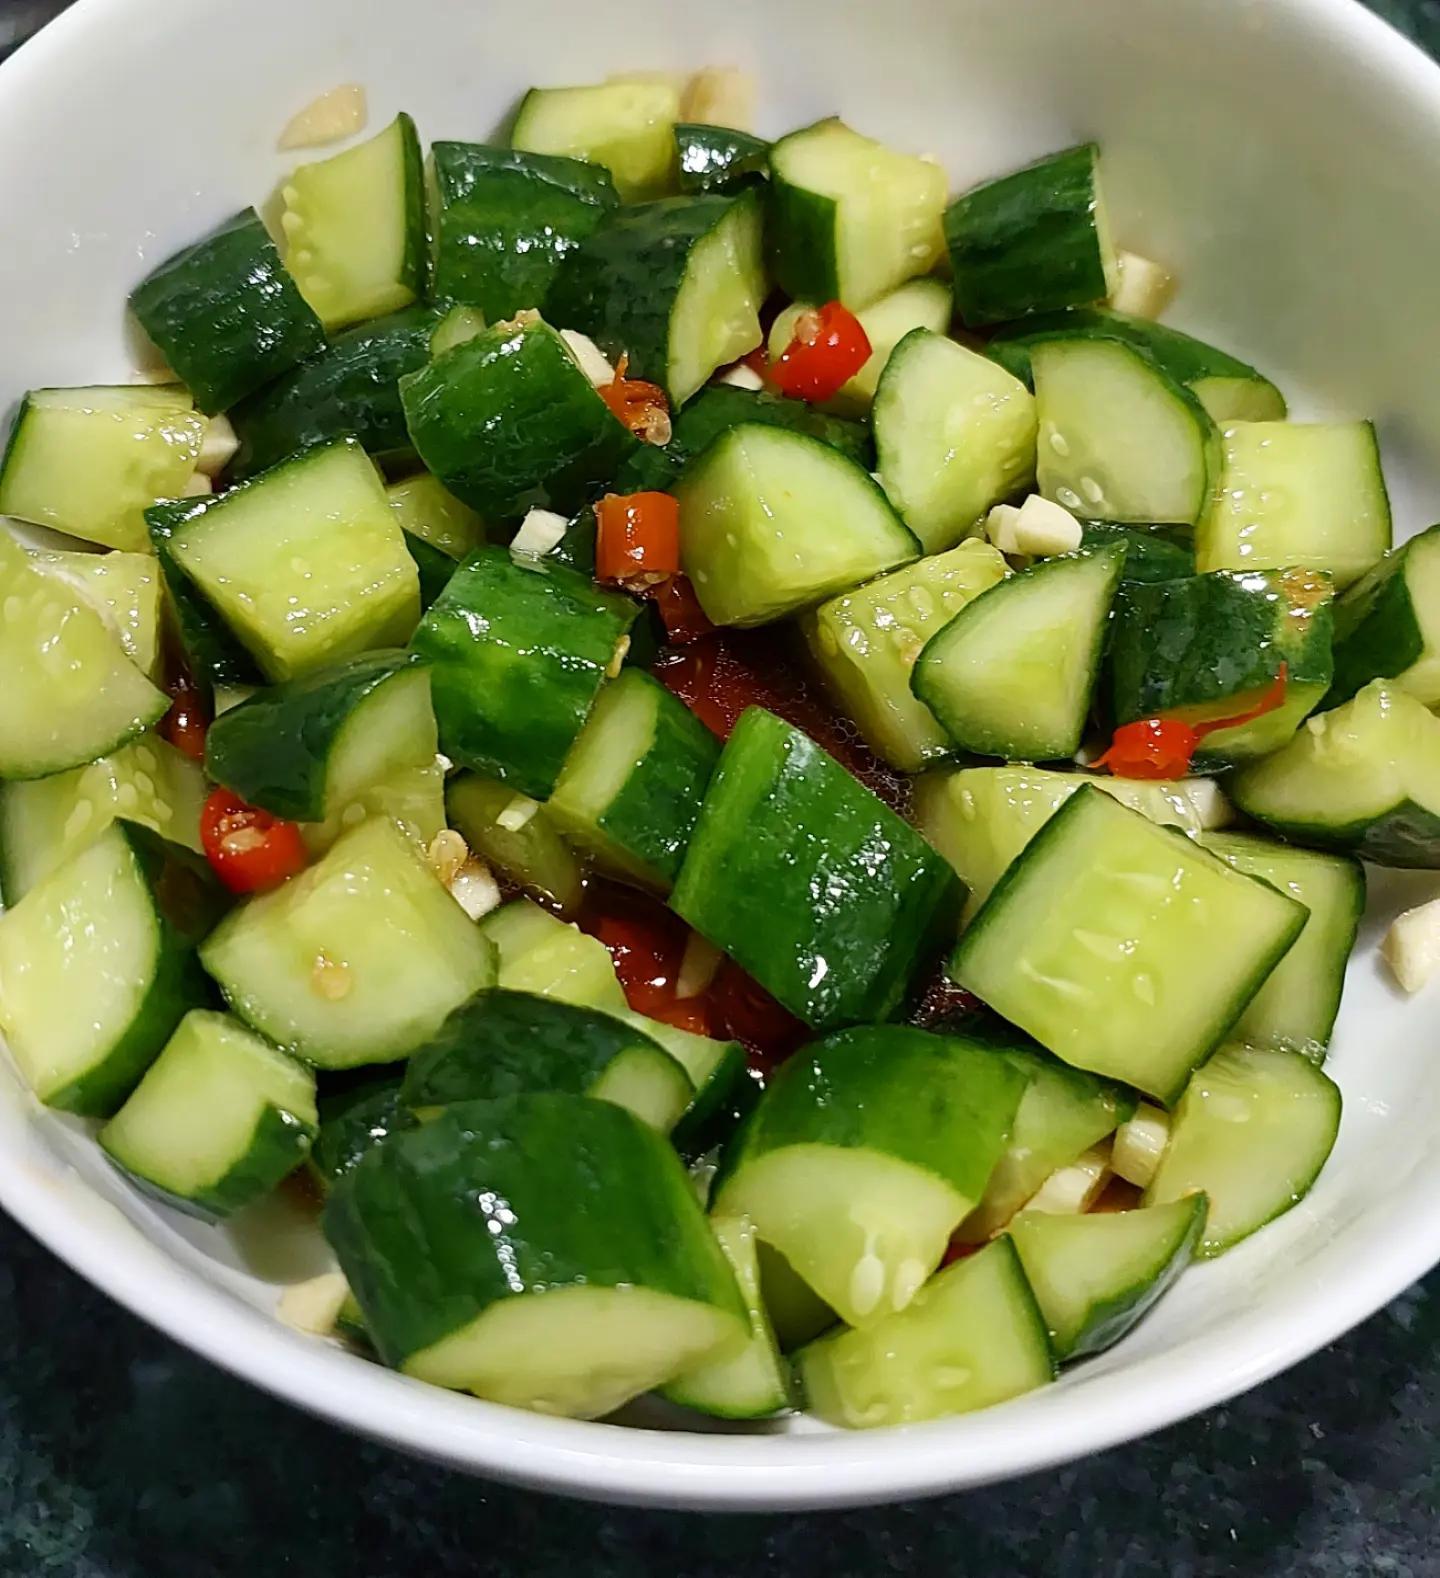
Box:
[1021,1143,1112,1216]
[1382,895,1440,993]
[1109,250,1176,320]
[983,502,1022,554]
[427,828,469,886]
[560,329,617,387]
[512,507,569,558]
[1013,494,1084,557]
[449,857,502,921]
[675,932,723,999]
[606,635,631,679]
[181,472,214,498]
[196,413,239,477]
[496,795,540,833]
[714,360,765,391]
[278,84,368,151]
[277,1272,352,1336]
[681,67,756,132]
[1111,1103,1171,1188]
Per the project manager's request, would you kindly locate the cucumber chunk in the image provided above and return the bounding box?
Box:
[310,1065,410,1187]
[914,763,1234,925]
[280,113,426,332]
[1329,522,1440,706]
[548,668,720,891]
[399,316,635,516]
[1106,568,1335,763]
[129,208,325,414]
[757,1241,836,1351]
[0,386,205,550]
[675,123,769,195]
[0,824,211,1115]
[713,1025,1026,1327]
[1229,680,1440,866]
[945,143,1117,326]
[801,539,1009,772]
[673,708,961,1029]
[479,898,628,1012]
[386,474,485,561]
[0,534,168,780]
[167,438,420,683]
[200,817,497,1069]
[662,1215,790,1418]
[912,547,1124,761]
[0,735,206,903]
[511,80,681,201]
[874,329,1038,553]
[324,1093,746,1416]
[27,547,163,677]
[951,785,1307,1104]
[1201,832,1364,1061]
[769,119,947,310]
[1144,1045,1341,1257]
[1033,338,1219,525]
[1196,421,1390,590]
[1008,1195,1205,1359]
[100,1010,318,1220]
[796,1238,1054,1428]
[1080,520,1195,583]
[677,424,917,626]
[445,774,586,915]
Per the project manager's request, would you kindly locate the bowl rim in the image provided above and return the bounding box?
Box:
[5,0,1440,1513]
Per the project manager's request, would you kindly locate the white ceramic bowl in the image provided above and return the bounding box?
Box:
[4,0,1440,1513]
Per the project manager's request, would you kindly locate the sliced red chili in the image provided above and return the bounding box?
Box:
[160,670,210,764]
[768,301,871,403]
[200,788,308,895]
[1095,665,1289,780]
[598,355,672,444]
[594,491,681,590]
[644,574,714,645]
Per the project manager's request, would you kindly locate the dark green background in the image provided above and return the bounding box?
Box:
[5,2,1440,1571]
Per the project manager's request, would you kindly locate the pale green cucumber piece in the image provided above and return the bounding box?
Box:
[1008,1195,1206,1358]
[951,786,1308,1105]
[911,547,1124,760]
[756,1240,837,1351]
[797,1238,1054,1428]
[1033,338,1219,525]
[429,306,488,359]
[1196,421,1390,591]
[875,328,1037,552]
[477,897,628,1012]
[386,474,485,560]
[28,548,163,677]
[511,80,680,200]
[1144,1045,1341,1256]
[446,773,586,915]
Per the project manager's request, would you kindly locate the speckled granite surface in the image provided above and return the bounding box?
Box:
[6,2,1440,1573]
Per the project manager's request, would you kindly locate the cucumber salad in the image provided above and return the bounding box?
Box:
[0,65,1429,1432]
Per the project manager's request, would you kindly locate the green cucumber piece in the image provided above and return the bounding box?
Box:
[912,547,1125,760]
[310,1065,410,1186]
[1106,568,1335,763]
[0,823,211,1115]
[400,316,635,516]
[1008,1195,1206,1359]
[675,123,769,194]
[167,438,420,683]
[429,305,488,357]
[0,533,167,780]
[678,423,917,626]
[26,547,163,678]
[1144,1045,1341,1257]
[713,1025,1026,1326]
[401,989,691,1133]
[796,1238,1054,1428]
[1229,680,1440,866]
[987,306,1287,423]
[1201,832,1364,1061]
[801,539,1009,771]
[386,474,485,560]
[100,1010,317,1220]
[1080,520,1194,582]
[280,113,426,332]
[874,328,1038,552]
[945,144,1117,326]
[673,708,961,1029]
[651,1020,750,1160]
[1033,337,1219,525]
[511,80,681,201]
[226,306,438,481]
[661,1214,790,1418]
[951,785,1307,1105]
[445,773,585,915]
[546,188,766,405]
[0,386,205,550]
[1196,421,1391,590]
[768,118,947,310]
[429,142,618,319]
[1329,522,1440,706]
[405,530,459,609]
[478,898,627,1012]
[324,1092,746,1415]
[410,546,637,798]
[757,1241,836,1351]
[200,816,497,1069]
[129,208,325,414]
[0,735,206,904]
[548,668,720,891]
[915,763,1233,925]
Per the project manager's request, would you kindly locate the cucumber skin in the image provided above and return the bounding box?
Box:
[226,306,438,481]
[1328,525,1439,707]
[310,1065,412,1186]
[129,209,325,416]
[430,143,618,322]
[675,124,770,195]
[766,158,842,305]
[1080,522,1194,583]
[672,708,964,1030]
[945,145,1110,327]
[323,1092,745,1370]
[400,321,637,517]
[1233,796,1440,870]
[404,531,459,609]
[545,187,763,401]
[204,651,416,822]
[410,547,638,799]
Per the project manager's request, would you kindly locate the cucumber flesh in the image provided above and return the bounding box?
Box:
[445,773,586,915]
[27,548,163,678]
[511,81,680,201]
[756,1240,836,1351]
[386,474,485,561]
[1144,1045,1341,1257]
[478,898,628,1013]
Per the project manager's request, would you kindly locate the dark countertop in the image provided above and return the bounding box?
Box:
[6,2,1440,1574]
